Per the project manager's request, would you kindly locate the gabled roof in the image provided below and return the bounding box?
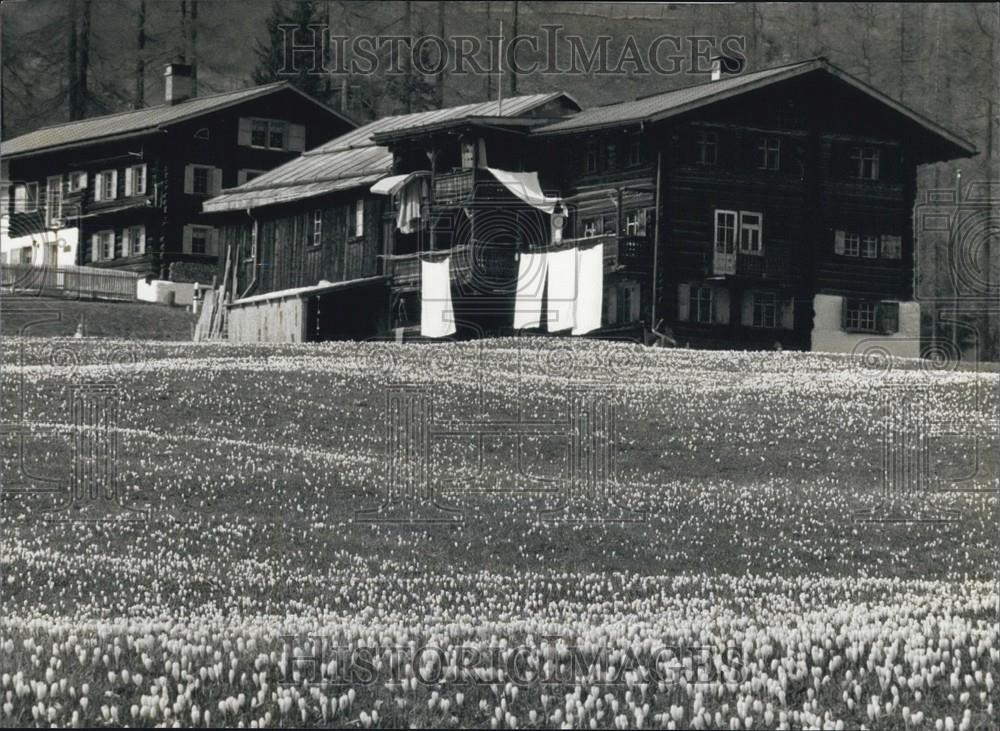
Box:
[204,92,578,213]
[1,82,355,158]
[535,57,976,159]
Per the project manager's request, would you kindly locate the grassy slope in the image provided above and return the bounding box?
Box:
[1,294,195,340]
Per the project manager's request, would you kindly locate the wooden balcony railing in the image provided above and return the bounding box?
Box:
[433,169,478,206]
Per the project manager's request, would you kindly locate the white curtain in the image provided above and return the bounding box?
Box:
[572,244,604,335]
[513,251,547,330]
[420,257,456,338]
[546,247,577,332]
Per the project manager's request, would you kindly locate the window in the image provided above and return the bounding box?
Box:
[851,146,879,180]
[190,226,210,255]
[585,141,598,173]
[617,282,640,323]
[625,209,652,237]
[96,169,117,201]
[861,234,878,259]
[311,209,323,247]
[881,234,902,259]
[582,216,602,238]
[237,169,265,186]
[46,175,63,226]
[250,118,288,149]
[751,291,777,328]
[13,183,39,213]
[758,137,780,170]
[124,225,145,256]
[843,232,860,257]
[18,247,32,264]
[627,135,642,166]
[68,172,87,192]
[696,130,718,165]
[714,210,737,254]
[94,230,114,261]
[739,211,763,254]
[251,119,269,147]
[606,142,617,170]
[690,286,714,324]
[125,164,146,196]
[192,166,210,195]
[354,200,364,237]
[843,300,878,332]
[461,140,476,169]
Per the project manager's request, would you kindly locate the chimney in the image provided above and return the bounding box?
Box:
[710,55,745,81]
[164,63,194,104]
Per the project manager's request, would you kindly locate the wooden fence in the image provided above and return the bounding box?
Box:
[1,263,139,301]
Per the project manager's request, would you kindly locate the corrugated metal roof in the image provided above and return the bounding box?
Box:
[536,61,815,134]
[1,82,353,157]
[205,92,576,213]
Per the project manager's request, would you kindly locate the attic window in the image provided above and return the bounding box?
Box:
[194,127,210,140]
[851,146,879,180]
[696,130,718,165]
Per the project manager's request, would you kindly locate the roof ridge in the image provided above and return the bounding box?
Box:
[7,81,287,138]
[629,57,818,103]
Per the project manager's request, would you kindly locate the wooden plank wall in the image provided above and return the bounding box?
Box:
[228,297,307,343]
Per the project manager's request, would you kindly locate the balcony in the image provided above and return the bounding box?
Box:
[433,169,478,206]
[563,233,652,272]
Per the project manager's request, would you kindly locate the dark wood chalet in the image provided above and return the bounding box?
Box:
[1,63,354,281]
[204,58,974,354]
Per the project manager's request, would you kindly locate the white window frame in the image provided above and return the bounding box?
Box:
[582,216,601,238]
[126,164,147,196]
[95,230,115,261]
[190,226,212,255]
[690,285,714,324]
[15,182,39,213]
[354,200,364,238]
[843,232,860,257]
[191,165,212,196]
[714,209,737,254]
[844,300,878,332]
[758,137,780,170]
[68,171,87,192]
[96,169,117,202]
[46,175,63,226]
[861,234,878,259]
[738,211,763,255]
[311,209,323,248]
[124,225,146,256]
[625,209,645,236]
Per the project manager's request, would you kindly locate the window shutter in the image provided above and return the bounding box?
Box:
[79,172,88,189]
[741,290,754,326]
[237,170,248,186]
[90,234,99,262]
[182,225,193,254]
[211,168,223,195]
[603,285,617,325]
[184,165,194,195]
[834,230,845,255]
[124,168,133,197]
[108,170,118,200]
[138,226,146,255]
[238,117,252,146]
[841,298,849,330]
[781,298,795,330]
[13,185,25,213]
[677,283,690,322]
[713,287,730,324]
[93,174,103,202]
[122,228,130,256]
[878,301,899,334]
[287,123,306,152]
[136,165,146,195]
[355,200,364,237]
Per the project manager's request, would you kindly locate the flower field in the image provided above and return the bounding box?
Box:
[0,337,997,729]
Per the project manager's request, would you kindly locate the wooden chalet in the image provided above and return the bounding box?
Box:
[204,57,975,355]
[1,63,354,281]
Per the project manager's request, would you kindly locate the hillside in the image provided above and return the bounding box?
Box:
[0,294,195,340]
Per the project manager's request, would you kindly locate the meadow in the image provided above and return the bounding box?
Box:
[0,336,996,729]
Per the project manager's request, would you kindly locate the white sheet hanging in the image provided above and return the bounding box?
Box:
[487,168,562,214]
[420,257,456,338]
[513,251,547,330]
[546,247,577,332]
[572,243,604,335]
